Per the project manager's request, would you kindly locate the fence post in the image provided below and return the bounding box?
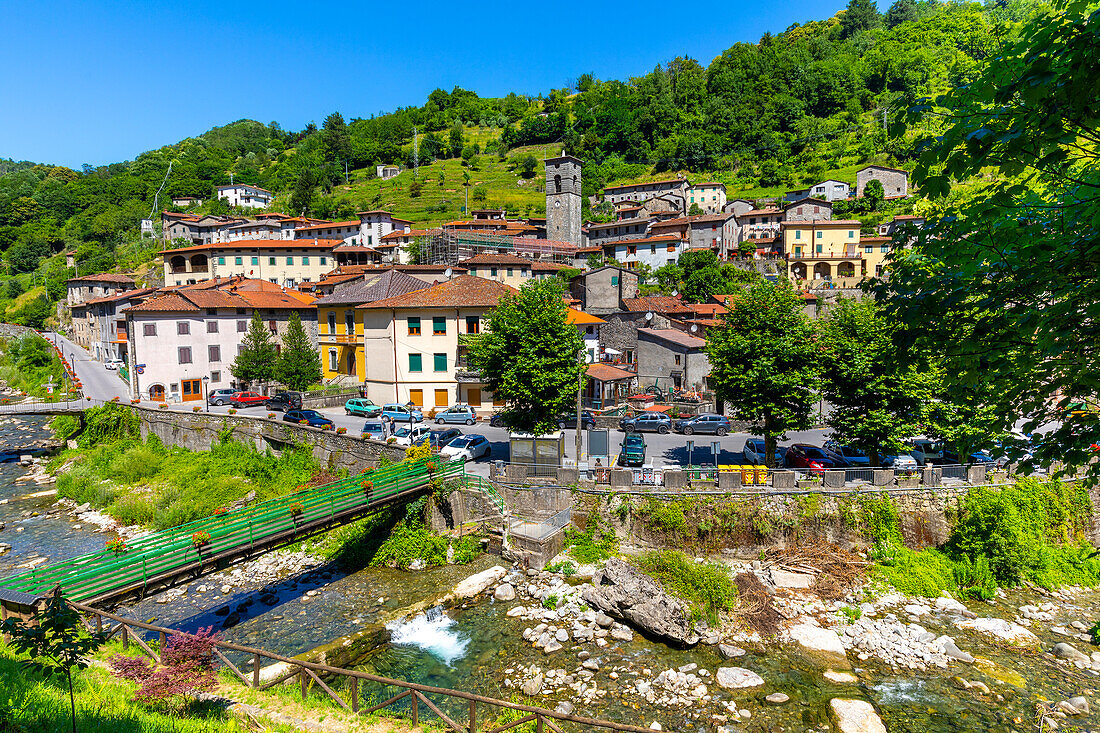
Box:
[158,631,166,653]
[252,653,260,688]
[468,699,476,732]
[95,613,102,636]
[350,676,358,713]
[122,624,129,650]
[300,667,307,702]
[536,715,544,733]
[411,690,418,726]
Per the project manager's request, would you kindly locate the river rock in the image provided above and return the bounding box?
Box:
[594,612,614,628]
[719,643,746,659]
[1068,696,1090,714]
[451,566,508,599]
[494,583,516,601]
[824,670,859,684]
[956,617,1040,648]
[582,558,700,646]
[555,701,575,716]
[1053,642,1090,665]
[521,674,543,695]
[542,640,563,654]
[789,623,850,668]
[610,627,634,642]
[829,698,887,733]
[766,692,790,704]
[506,605,526,617]
[716,667,765,689]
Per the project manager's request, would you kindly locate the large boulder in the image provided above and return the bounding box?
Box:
[788,623,850,669]
[716,667,765,689]
[582,558,701,646]
[956,617,1040,648]
[829,699,887,733]
[451,566,508,600]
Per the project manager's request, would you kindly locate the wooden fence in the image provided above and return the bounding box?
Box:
[72,601,655,733]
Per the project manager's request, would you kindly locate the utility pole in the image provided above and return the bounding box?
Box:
[413,127,419,178]
[575,349,585,467]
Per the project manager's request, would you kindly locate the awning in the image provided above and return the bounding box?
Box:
[603,347,622,355]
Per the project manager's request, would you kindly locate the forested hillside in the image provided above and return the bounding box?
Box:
[0,0,1045,325]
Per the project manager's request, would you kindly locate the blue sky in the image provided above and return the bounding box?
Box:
[0,0,857,168]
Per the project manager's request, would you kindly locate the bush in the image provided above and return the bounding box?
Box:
[634,550,738,625]
[565,516,618,563]
[875,546,957,597]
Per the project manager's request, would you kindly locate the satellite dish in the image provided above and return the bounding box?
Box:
[444,268,453,279]
[584,351,595,364]
[690,324,699,333]
[645,312,653,321]
[672,290,679,297]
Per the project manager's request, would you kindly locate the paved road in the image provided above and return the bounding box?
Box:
[36,332,831,474]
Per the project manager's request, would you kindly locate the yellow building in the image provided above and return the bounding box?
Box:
[315,269,429,384]
[780,219,865,288]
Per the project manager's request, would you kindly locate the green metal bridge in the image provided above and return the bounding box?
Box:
[0,456,501,606]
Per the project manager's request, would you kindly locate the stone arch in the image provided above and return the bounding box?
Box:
[170,255,187,273]
[837,261,856,278]
[791,262,807,280]
[554,174,562,193]
[813,262,832,279]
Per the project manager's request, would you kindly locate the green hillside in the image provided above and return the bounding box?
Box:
[0,0,1047,326]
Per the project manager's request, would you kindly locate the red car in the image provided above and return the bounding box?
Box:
[230,391,266,407]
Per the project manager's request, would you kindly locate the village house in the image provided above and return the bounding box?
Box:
[170,195,202,207]
[733,208,784,246]
[569,266,640,315]
[856,165,909,198]
[602,178,689,209]
[636,328,711,394]
[584,219,652,248]
[160,239,341,287]
[358,210,413,248]
[293,220,362,245]
[376,164,400,180]
[125,279,317,402]
[687,182,727,214]
[79,288,157,365]
[216,184,274,209]
[781,219,864,286]
[782,197,833,223]
[603,234,686,270]
[784,179,851,202]
[162,213,246,245]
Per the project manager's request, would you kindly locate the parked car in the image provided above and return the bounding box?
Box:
[361,421,386,441]
[391,423,431,447]
[881,453,919,470]
[428,428,463,449]
[784,444,848,472]
[743,439,788,466]
[824,442,870,467]
[674,414,731,436]
[345,398,382,417]
[208,388,236,406]
[104,358,124,371]
[909,437,945,465]
[265,392,302,412]
[283,409,334,429]
[441,434,491,461]
[557,411,597,430]
[489,412,506,428]
[230,391,266,407]
[619,434,647,467]
[435,405,478,425]
[619,412,672,434]
[381,404,423,423]
[942,448,995,465]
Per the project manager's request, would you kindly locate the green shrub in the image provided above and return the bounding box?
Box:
[370,522,448,568]
[451,535,483,565]
[543,594,559,610]
[953,555,996,600]
[50,414,81,442]
[564,516,618,563]
[634,550,737,625]
[637,498,687,534]
[875,546,957,597]
[108,493,156,526]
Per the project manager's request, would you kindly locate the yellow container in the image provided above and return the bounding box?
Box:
[741,465,755,485]
[755,466,768,485]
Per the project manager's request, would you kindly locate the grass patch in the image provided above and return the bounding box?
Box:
[564,515,618,564]
[633,550,737,625]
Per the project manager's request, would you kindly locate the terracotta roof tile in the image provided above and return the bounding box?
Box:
[314,269,428,306]
[638,327,706,348]
[67,273,135,284]
[458,253,534,267]
[587,363,636,382]
[357,275,517,310]
[622,295,692,314]
[125,292,201,313]
[159,239,341,255]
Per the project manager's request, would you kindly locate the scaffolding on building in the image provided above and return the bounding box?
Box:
[417,228,580,266]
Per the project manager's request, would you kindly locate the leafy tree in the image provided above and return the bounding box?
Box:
[885,0,917,28]
[468,278,585,433]
[518,154,539,178]
[289,167,318,216]
[840,0,882,38]
[448,123,464,158]
[230,310,277,385]
[7,238,49,273]
[706,279,820,466]
[688,202,703,215]
[819,298,935,465]
[322,111,351,162]
[875,1,1100,474]
[1,587,107,733]
[275,312,322,390]
[862,178,885,211]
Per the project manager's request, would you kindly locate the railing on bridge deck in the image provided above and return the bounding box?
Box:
[70,601,655,733]
[0,456,465,604]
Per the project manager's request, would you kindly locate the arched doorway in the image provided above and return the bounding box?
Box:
[190,254,209,274]
[813,262,832,280]
[170,255,186,274]
[791,262,807,280]
[837,261,856,278]
[149,384,166,401]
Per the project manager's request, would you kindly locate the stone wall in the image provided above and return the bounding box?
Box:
[133,406,404,474]
[0,323,37,340]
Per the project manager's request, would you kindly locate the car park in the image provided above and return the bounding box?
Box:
[619,434,647,467]
[619,413,672,434]
[441,434,491,461]
[382,404,423,423]
[674,414,731,436]
[435,405,478,425]
[428,428,462,448]
[104,358,124,370]
[265,392,302,411]
[391,423,431,447]
[784,444,848,472]
[345,398,382,417]
[361,421,386,441]
[230,391,266,407]
[283,409,334,429]
[207,388,236,406]
[557,411,597,430]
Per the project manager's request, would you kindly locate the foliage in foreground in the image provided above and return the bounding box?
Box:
[634,550,738,625]
[872,478,1100,598]
[0,334,67,399]
[108,627,219,710]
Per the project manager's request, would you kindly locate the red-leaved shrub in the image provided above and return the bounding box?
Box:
[108,626,219,709]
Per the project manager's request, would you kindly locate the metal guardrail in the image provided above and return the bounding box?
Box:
[0,456,463,603]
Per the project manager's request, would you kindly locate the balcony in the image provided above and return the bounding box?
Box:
[454,369,482,384]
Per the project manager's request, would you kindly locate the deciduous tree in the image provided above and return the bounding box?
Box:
[468,279,584,433]
[706,279,820,466]
[275,312,322,391]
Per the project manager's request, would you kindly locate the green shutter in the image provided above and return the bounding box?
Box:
[433,316,446,335]
[434,353,447,372]
[408,353,422,372]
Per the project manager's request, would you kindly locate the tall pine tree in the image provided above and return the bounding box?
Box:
[231,310,277,386]
[275,312,322,391]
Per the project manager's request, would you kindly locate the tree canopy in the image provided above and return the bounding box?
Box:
[231,310,278,385]
[275,312,322,391]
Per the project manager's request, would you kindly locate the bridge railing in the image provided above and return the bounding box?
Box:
[0,456,465,602]
[70,600,656,733]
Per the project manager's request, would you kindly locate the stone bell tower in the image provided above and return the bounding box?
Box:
[544,154,583,249]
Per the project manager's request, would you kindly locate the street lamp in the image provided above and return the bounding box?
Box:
[202,376,210,413]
